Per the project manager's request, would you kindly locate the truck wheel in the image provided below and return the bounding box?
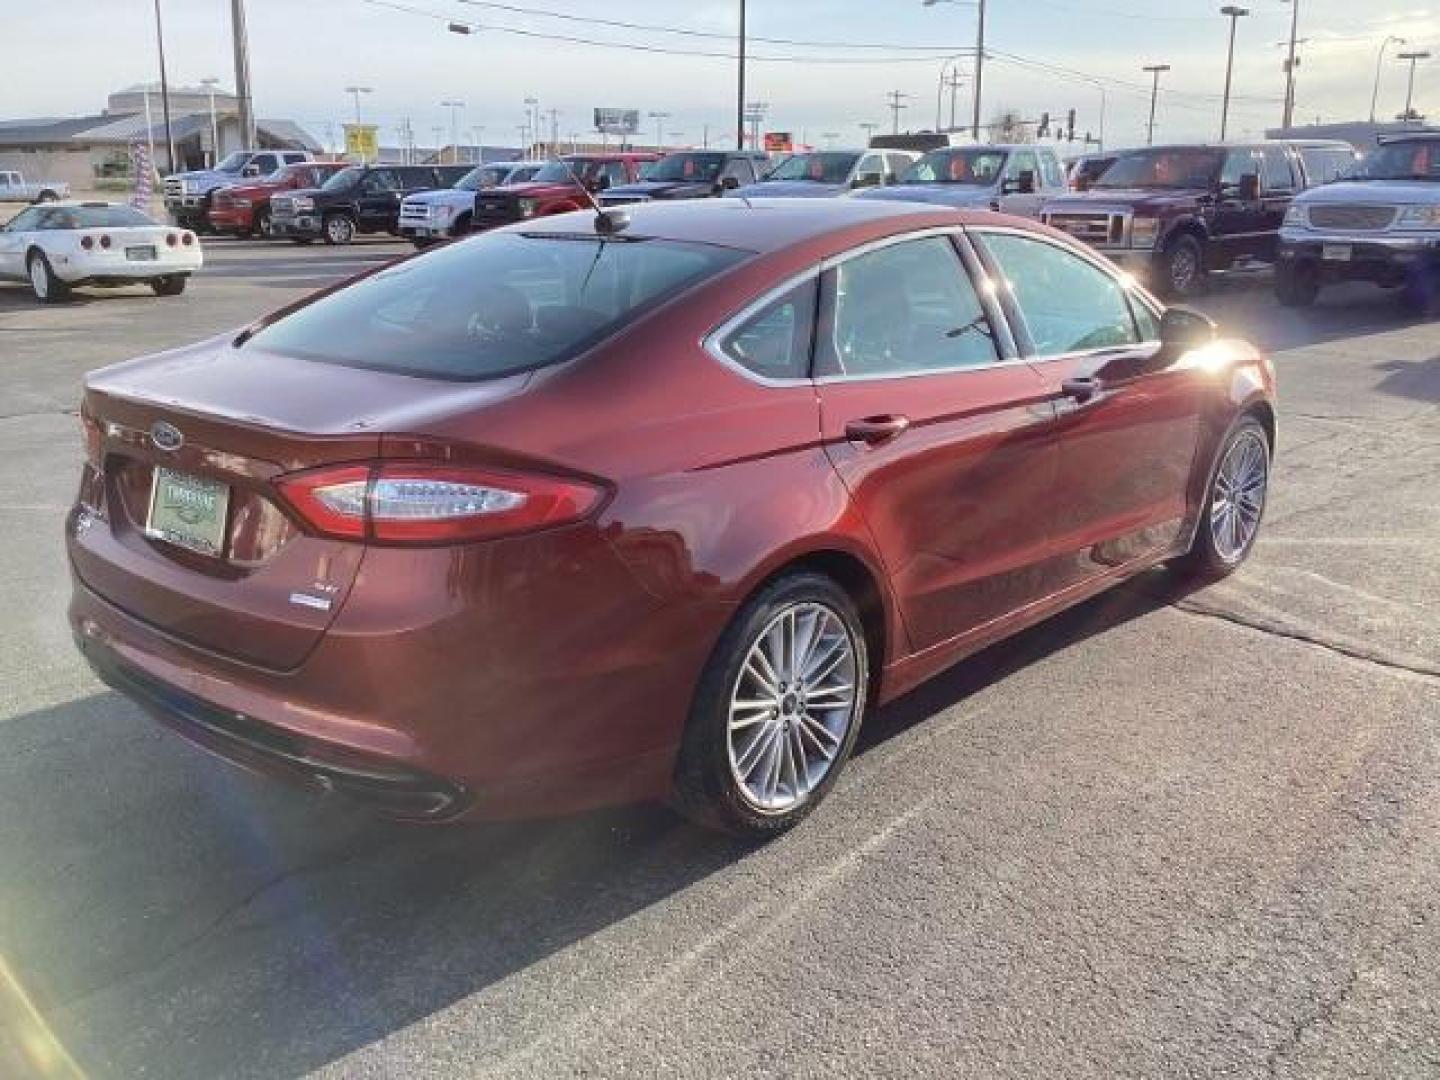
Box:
[322,214,355,245]
[150,275,188,297]
[453,212,472,235]
[27,251,70,304]
[1399,262,1439,315]
[1159,234,1205,298]
[36,190,59,204]
[253,209,272,239]
[1274,261,1319,308]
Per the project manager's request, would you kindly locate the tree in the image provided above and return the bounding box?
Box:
[987,108,1035,143]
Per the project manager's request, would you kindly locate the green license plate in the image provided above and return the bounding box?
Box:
[145,467,230,556]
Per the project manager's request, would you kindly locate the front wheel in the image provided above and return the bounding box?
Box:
[1158,234,1206,298]
[1172,415,1270,580]
[27,251,70,304]
[150,274,187,297]
[1274,261,1319,308]
[322,213,355,245]
[672,572,869,837]
[253,208,272,239]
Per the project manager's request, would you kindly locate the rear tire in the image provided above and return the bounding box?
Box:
[453,212,472,236]
[672,572,869,837]
[1398,261,1440,315]
[150,275,188,297]
[253,208,272,239]
[1158,234,1206,298]
[1274,261,1319,307]
[1172,415,1270,580]
[36,190,59,203]
[322,213,355,245]
[27,251,70,304]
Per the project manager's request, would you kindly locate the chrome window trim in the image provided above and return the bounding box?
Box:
[967,224,1164,364]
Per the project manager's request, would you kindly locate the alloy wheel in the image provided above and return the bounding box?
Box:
[1170,245,1199,294]
[1209,429,1268,563]
[727,601,859,814]
[29,257,47,299]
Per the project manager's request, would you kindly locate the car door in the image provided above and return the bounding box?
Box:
[1212,148,1266,267]
[814,231,1062,650]
[997,150,1045,217]
[0,207,39,278]
[356,168,401,230]
[1256,146,1299,261]
[970,226,1202,589]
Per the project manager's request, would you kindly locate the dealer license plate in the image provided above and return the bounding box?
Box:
[126,245,157,261]
[145,467,230,557]
[1322,244,1352,262]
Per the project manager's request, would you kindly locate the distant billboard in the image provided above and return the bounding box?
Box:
[594,108,640,136]
[763,131,794,152]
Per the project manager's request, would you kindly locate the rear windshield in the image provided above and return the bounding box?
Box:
[765,153,861,183]
[322,167,362,191]
[242,232,747,380]
[1352,140,1439,182]
[45,205,155,229]
[901,149,1008,185]
[1094,148,1224,189]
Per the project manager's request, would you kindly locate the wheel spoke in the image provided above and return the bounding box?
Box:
[745,650,781,696]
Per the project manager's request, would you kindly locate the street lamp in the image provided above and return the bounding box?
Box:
[1371,36,1406,123]
[859,121,880,145]
[648,111,671,151]
[344,85,372,125]
[1279,0,1300,130]
[441,100,465,164]
[151,0,176,173]
[1143,63,1171,145]
[923,0,985,140]
[524,96,540,155]
[200,77,221,166]
[1219,7,1249,141]
[1398,51,1431,120]
[737,0,748,150]
[470,125,485,164]
[822,131,840,148]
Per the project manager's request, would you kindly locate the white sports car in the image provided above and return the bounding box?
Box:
[0,201,203,304]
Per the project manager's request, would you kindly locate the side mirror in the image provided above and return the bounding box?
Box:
[722,175,741,190]
[589,175,611,192]
[1238,172,1260,201]
[852,170,883,189]
[1159,306,1217,351]
[242,165,261,177]
[1017,169,1036,195]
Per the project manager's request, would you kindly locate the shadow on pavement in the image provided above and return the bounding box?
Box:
[1372,355,1440,405]
[1197,278,1427,353]
[0,571,1194,1079]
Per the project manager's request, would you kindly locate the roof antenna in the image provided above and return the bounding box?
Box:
[557,155,629,236]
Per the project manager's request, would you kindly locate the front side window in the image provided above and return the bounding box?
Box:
[1005,151,1038,182]
[901,149,1008,186]
[322,166,362,191]
[816,236,998,377]
[718,278,817,380]
[1261,147,1296,193]
[720,157,757,184]
[977,232,1141,355]
[1220,149,1257,188]
[4,208,40,231]
[765,153,862,184]
[243,233,746,380]
[646,153,728,182]
[1039,152,1066,190]
[1300,147,1356,185]
[362,169,399,193]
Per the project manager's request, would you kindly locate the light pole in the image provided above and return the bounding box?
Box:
[151,0,176,172]
[859,121,879,145]
[886,90,910,134]
[737,0,747,150]
[441,100,464,163]
[1219,7,1249,141]
[524,96,540,155]
[471,125,485,164]
[648,111,671,151]
[1398,51,1431,120]
[1143,63,1170,145]
[1371,36,1406,122]
[432,126,444,161]
[1280,0,1300,130]
[923,0,984,140]
[744,102,768,150]
[200,77,220,166]
[230,0,256,149]
[345,86,372,125]
[822,131,840,148]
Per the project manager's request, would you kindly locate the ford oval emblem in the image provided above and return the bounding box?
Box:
[149,421,184,452]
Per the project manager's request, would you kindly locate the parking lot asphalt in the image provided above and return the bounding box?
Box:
[1,237,1436,1080]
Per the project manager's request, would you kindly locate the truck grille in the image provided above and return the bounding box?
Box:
[475,194,521,225]
[1307,204,1396,231]
[399,202,433,225]
[270,196,294,218]
[212,191,233,209]
[1045,211,1126,246]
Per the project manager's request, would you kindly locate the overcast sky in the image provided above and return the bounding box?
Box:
[4,0,1434,150]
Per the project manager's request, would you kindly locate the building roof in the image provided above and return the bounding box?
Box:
[0,114,111,147]
[0,112,321,152]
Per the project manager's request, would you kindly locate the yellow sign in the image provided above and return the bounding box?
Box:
[343,124,379,162]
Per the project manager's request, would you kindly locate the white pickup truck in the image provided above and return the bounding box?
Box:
[0,171,71,204]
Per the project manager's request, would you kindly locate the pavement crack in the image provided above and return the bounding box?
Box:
[1264,967,1363,1076]
[1165,599,1439,681]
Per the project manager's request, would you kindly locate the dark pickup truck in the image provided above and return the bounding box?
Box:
[1041,140,1357,296]
[598,150,769,206]
[269,163,471,244]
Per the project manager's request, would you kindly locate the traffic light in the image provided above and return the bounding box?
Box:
[1066,109,1077,141]
[1038,111,1051,137]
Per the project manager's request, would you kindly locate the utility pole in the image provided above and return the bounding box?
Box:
[1398,51,1431,120]
[524,96,540,155]
[886,90,910,134]
[200,78,220,166]
[1219,7,1249,141]
[547,107,560,153]
[1371,36,1406,123]
[972,0,987,139]
[151,0,176,172]
[859,120,879,147]
[1143,64,1170,145]
[737,0,747,150]
[1280,0,1300,130]
[432,126,444,161]
[230,0,256,149]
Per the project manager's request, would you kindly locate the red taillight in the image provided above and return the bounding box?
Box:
[99,234,112,249]
[80,235,95,250]
[166,232,178,247]
[277,462,603,545]
[181,232,195,246]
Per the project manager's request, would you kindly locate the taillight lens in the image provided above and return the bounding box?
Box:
[99,234,112,249]
[166,232,178,247]
[80,235,95,250]
[277,463,603,544]
[181,232,195,246]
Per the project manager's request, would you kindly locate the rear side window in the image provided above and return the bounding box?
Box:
[977,231,1141,355]
[1039,152,1066,190]
[244,233,746,380]
[1261,148,1296,193]
[717,278,817,380]
[816,236,999,377]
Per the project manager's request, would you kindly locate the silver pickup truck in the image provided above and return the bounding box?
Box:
[0,170,71,204]
[1276,132,1440,312]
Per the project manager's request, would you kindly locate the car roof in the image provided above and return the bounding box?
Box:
[563,152,660,160]
[516,196,1028,253]
[1378,131,1440,144]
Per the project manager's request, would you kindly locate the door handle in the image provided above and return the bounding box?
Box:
[1061,376,1103,403]
[845,414,910,445]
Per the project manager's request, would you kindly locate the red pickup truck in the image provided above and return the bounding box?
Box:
[472,152,660,230]
[209,161,350,238]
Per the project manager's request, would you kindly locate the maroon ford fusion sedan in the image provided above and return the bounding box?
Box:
[67,198,1275,835]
